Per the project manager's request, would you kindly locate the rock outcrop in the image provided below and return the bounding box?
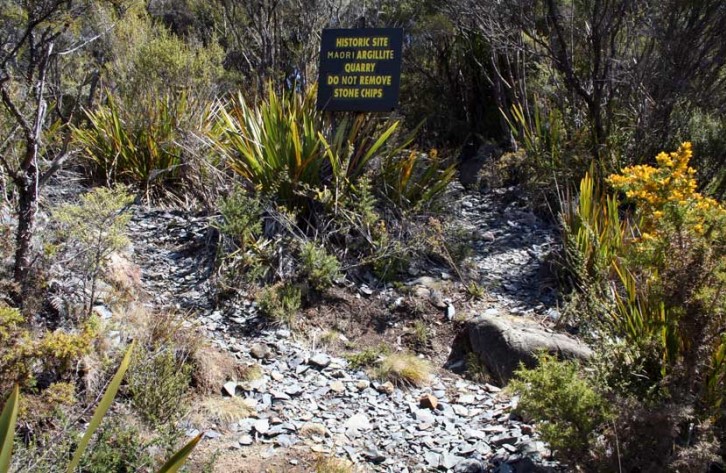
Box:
[465,313,593,383]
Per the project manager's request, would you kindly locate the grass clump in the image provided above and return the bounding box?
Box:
[465,351,492,384]
[257,282,302,326]
[374,352,432,387]
[313,455,354,473]
[239,363,263,382]
[411,320,430,346]
[465,281,486,301]
[509,355,610,463]
[344,344,390,369]
[194,396,255,426]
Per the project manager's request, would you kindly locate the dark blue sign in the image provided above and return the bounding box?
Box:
[317,28,403,112]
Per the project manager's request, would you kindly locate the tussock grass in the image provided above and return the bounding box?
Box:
[313,455,354,473]
[374,352,432,387]
[193,396,255,426]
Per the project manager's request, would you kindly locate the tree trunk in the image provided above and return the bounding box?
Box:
[13,173,36,292]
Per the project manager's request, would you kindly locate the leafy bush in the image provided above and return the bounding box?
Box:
[604,143,726,394]
[213,188,277,286]
[559,143,726,466]
[52,185,134,315]
[1,343,202,473]
[80,420,154,473]
[0,304,97,391]
[127,345,192,426]
[106,6,224,100]
[299,242,340,291]
[257,283,302,326]
[510,355,610,462]
[216,189,263,250]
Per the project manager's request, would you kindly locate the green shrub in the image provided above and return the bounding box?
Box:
[559,143,726,466]
[80,420,153,473]
[52,185,134,315]
[510,355,610,461]
[214,188,279,288]
[106,6,224,100]
[299,242,340,290]
[217,189,262,243]
[257,283,302,326]
[127,345,192,426]
[1,343,202,473]
[0,304,98,391]
[344,344,390,369]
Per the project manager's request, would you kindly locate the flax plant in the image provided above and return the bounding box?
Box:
[212,84,416,213]
[213,86,324,209]
[74,92,201,194]
[380,149,456,211]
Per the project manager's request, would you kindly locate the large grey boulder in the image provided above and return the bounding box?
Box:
[465,313,593,383]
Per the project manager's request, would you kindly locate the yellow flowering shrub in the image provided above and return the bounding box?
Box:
[0,303,98,391]
[601,142,726,408]
[607,142,725,242]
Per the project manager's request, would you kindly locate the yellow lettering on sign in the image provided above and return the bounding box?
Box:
[359,75,392,86]
[344,63,376,73]
[361,88,383,98]
[335,37,371,48]
[356,50,394,60]
[333,88,360,98]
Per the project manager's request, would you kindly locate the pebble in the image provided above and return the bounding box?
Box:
[376,382,395,395]
[309,353,331,368]
[254,418,270,435]
[344,413,372,431]
[250,343,271,359]
[222,381,238,397]
[419,394,438,410]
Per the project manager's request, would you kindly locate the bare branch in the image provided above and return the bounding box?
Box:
[0,85,32,138]
[57,23,117,56]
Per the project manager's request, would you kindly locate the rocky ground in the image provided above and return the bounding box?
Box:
[122,184,562,472]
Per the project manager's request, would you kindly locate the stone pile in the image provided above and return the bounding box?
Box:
[124,185,563,472]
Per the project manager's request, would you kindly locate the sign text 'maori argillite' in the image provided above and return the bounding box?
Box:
[316,28,403,112]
